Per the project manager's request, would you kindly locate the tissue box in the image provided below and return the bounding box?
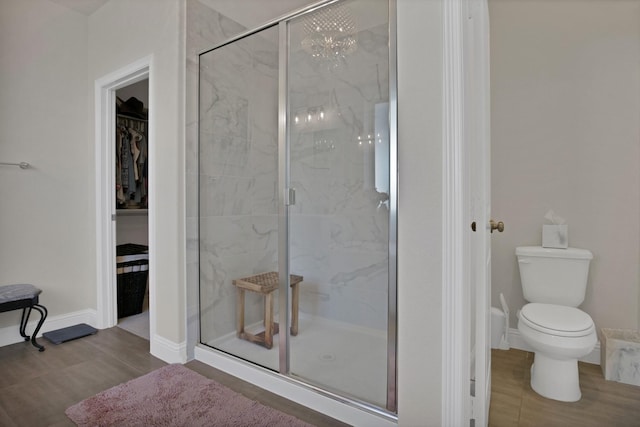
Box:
[542,225,568,248]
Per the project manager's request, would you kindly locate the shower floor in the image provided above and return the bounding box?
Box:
[207,313,388,407]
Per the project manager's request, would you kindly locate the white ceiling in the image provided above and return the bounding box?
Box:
[48,0,109,16]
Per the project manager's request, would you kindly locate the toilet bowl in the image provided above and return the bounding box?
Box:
[515,246,595,402]
[518,302,597,402]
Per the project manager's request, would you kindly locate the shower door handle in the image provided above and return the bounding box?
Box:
[285,188,296,206]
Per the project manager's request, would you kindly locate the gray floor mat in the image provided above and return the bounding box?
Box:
[43,323,97,344]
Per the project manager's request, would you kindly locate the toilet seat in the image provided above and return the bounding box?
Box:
[520,303,594,338]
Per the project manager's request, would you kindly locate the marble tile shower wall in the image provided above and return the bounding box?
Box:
[188,0,391,345]
[186,0,250,347]
[288,21,390,331]
[198,22,280,343]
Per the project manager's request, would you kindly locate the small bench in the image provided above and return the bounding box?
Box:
[233,272,303,349]
[0,284,48,351]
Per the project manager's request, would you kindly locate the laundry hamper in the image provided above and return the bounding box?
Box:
[116,243,149,318]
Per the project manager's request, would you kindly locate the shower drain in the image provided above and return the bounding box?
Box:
[318,353,336,362]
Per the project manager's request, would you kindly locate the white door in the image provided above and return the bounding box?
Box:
[465,0,492,425]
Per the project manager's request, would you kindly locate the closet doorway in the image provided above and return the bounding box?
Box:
[114,80,150,340]
[95,56,154,346]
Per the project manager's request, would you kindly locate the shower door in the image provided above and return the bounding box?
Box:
[199,24,281,372]
[286,0,394,410]
[199,0,395,412]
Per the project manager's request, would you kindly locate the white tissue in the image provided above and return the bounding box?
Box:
[544,209,566,225]
[543,210,568,248]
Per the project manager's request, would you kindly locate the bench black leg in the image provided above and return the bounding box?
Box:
[19,304,48,352]
[19,307,32,341]
[30,304,47,352]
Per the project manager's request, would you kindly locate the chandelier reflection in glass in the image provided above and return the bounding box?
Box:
[301,3,357,67]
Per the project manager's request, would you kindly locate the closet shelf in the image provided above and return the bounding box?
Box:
[116,209,148,216]
[117,113,148,122]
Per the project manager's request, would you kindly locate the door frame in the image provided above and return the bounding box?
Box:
[442,0,491,425]
[95,56,154,337]
[466,0,492,424]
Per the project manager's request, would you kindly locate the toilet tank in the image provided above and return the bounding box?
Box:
[516,246,593,307]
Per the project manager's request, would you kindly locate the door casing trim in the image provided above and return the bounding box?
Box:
[94,56,155,342]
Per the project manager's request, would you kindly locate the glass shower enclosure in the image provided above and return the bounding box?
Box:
[199,0,396,412]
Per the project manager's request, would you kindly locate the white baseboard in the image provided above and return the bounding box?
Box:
[500,327,601,365]
[151,333,187,364]
[0,309,97,348]
[0,306,188,365]
[194,345,396,427]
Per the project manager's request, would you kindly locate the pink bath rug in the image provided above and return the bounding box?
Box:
[65,364,313,427]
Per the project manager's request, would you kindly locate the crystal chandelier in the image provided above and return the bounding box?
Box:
[301,3,357,65]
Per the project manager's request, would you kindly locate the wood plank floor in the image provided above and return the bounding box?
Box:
[0,327,347,427]
[489,348,640,427]
[5,329,639,427]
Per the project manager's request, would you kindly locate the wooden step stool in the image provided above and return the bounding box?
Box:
[232,272,303,349]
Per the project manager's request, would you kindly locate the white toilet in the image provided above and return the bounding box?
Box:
[516,246,597,402]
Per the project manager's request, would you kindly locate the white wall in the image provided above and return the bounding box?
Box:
[0,0,186,354]
[490,0,640,332]
[0,0,94,328]
[396,0,444,424]
[88,0,186,345]
[116,214,148,246]
[116,79,149,107]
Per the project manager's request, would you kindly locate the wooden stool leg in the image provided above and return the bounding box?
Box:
[236,288,245,338]
[291,283,299,336]
[264,292,273,349]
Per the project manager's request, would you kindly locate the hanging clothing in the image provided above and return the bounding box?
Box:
[115,126,126,205]
[116,115,148,208]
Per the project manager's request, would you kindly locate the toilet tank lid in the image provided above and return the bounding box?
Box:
[516,246,593,260]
